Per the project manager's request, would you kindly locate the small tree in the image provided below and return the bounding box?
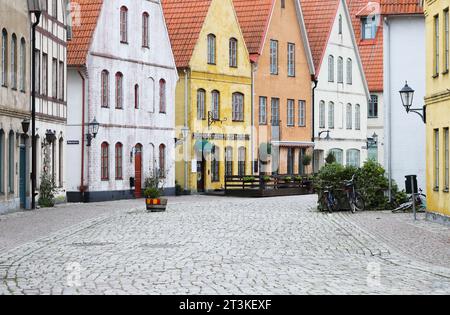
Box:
[144,168,167,198]
[38,146,56,208]
[325,152,336,164]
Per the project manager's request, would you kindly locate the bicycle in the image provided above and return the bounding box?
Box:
[343,174,365,213]
[393,189,427,213]
[320,185,338,213]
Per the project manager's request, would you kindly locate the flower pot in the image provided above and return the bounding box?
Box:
[146,198,168,212]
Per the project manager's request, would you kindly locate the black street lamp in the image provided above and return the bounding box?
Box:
[21,118,30,134]
[318,130,331,140]
[399,81,426,123]
[367,132,378,148]
[28,0,47,210]
[86,118,100,147]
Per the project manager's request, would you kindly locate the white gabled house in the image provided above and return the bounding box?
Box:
[66,0,178,202]
[301,0,370,171]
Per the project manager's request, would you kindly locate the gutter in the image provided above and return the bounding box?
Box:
[183,69,189,192]
[251,62,256,174]
[77,69,86,199]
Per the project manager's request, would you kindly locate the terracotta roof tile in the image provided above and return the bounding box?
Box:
[380,0,423,15]
[161,0,212,68]
[299,0,340,74]
[233,0,274,55]
[67,0,103,66]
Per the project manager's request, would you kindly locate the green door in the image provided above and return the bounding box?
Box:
[19,145,26,208]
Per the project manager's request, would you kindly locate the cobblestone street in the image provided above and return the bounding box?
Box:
[0,195,449,295]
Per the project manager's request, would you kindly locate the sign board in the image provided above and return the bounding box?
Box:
[67,140,80,145]
[191,159,197,173]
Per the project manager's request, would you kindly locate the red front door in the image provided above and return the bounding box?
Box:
[135,145,143,198]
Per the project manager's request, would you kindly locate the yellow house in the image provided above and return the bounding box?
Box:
[424,0,450,224]
[163,0,252,193]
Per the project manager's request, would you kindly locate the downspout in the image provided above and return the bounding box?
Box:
[384,17,393,202]
[311,76,318,173]
[251,62,256,174]
[183,69,188,191]
[78,70,86,200]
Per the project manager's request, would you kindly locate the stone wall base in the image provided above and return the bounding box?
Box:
[426,211,450,227]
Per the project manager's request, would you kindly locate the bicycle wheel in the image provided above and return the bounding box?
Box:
[353,193,365,212]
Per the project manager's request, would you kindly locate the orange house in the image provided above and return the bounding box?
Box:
[234,0,316,176]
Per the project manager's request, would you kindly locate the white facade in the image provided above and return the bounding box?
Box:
[383,15,426,191]
[67,0,177,202]
[367,91,384,166]
[314,0,370,171]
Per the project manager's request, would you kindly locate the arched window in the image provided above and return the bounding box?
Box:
[120,6,128,43]
[211,145,220,182]
[159,144,166,177]
[8,131,14,193]
[197,89,206,120]
[347,58,352,84]
[232,92,244,121]
[329,148,343,165]
[346,149,361,167]
[0,130,4,193]
[101,70,109,108]
[159,79,166,113]
[319,100,326,128]
[115,72,123,109]
[11,34,17,89]
[115,143,123,180]
[2,29,8,86]
[328,55,334,82]
[339,15,343,35]
[134,84,139,109]
[238,147,246,177]
[211,90,220,120]
[229,38,238,67]
[101,142,109,180]
[346,103,352,129]
[20,38,26,91]
[225,147,233,177]
[142,12,149,48]
[337,56,344,83]
[328,102,335,129]
[355,104,361,130]
[207,34,216,64]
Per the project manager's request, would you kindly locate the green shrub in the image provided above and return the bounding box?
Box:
[325,152,336,164]
[38,173,56,208]
[262,175,272,182]
[144,187,161,199]
[294,176,303,182]
[284,176,292,182]
[302,154,312,167]
[243,176,256,183]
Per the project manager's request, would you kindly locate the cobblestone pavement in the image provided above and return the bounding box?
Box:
[0,195,449,295]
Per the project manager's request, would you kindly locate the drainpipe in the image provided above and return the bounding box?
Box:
[251,62,256,174]
[78,70,86,201]
[384,17,393,203]
[183,69,189,191]
[311,77,319,173]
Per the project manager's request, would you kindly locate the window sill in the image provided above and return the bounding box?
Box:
[288,75,295,78]
[232,120,245,123]
[229,66,238,69]
[368,116,378,119]
[259,122,267,126]
[115,178,123,181]
[433,187,440,192]
[444,188,449,193]
[442,70,449,75]
[120,41,129,45]
[432,74,439,79]
[101,179,109,182]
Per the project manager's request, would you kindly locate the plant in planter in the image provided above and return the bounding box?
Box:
[144,168,168,212]
[243,176,256,183]
[302,154,312,174]
[262,175,272,182]
[284,176,293,183]
[294,176,303,183]
[325,152,336,165]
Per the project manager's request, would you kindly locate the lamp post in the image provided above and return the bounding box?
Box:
[318,130,331,140]
[399,81,426,123]
[28,0,47,210]
[86,118,100,147]
[367,132,378,149]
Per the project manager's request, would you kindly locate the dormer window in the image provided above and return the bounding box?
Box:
[361,16,377,40]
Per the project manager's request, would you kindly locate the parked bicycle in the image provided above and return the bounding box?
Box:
[321,185,338,213]
[343,174,365,213]
[393,189,427,213]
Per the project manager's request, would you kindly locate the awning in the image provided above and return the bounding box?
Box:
[271,141,315,148]
[194,140,213,153]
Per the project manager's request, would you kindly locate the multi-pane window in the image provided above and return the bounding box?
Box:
[259,97,267,125]
[287,43,295,77]
[135,84,139,109]
[1,29,7,86]
[271,98,280,126]
[355,104,361,130]
[338,15,343,35]
[328,102,335,129]
[211,146,220,182]
[225,147,233,177]
[346,103,352,129]
[211,90,220,120]
[20,38,26,91]
[159,144,166,177]
[101,142,109,180]
[434,129,440,189]
[445,9,449,73]
[362,16,377,40]
[115,143,123,180]
[328,55,334,82]
[229,38,237,67]
[434,15,440,76]
[270,40,278,75]
[115,72,123,109]
[42,53,48,95]
[346,149,361,167]
[101,70,109,108]
[232,93,244,121]
[52,58,57,99]
[445,128,449,190]
[120,6,128,43]
[197,89,206,120]
[207,34,216,64]
[368,95,378,118]
[298,100,306,127]
[287,99,295,126]
[52,0,57,17]
[142,12,149,48]
[337,57,344,83]
[287,148,294,175]
[347,58,352,84]
[8,131,14,193]
[330,148,343,165]
[34,49,40,92]
[319,100,326,128]
[238,147,246,177]
[59,61,64,100]
[11,34,17,89]
[298,148,306,175]
[159,79,166,113]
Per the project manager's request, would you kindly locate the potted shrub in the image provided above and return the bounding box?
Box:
[144,169,168,212]
[262,175,272,182]
[294,176,303,183]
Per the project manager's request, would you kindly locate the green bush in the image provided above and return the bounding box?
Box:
[38,173,56,208]
[144,187,161,199]
[243,176,256,183]
[302,154,312,167]
[294,176,303,182]
[325,152,336,164]
[262,175,272,182]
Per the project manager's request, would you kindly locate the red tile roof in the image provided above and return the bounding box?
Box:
[380,0,423,15]
[161,0,212,68]
[233,0,274,56]
[299,0,340,74]
[67,0,103,66]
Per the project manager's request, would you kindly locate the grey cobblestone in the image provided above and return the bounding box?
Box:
[0,195,449,295]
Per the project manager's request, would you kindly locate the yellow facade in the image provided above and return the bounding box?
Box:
[175,0,252,192]
[424,0,450,221]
